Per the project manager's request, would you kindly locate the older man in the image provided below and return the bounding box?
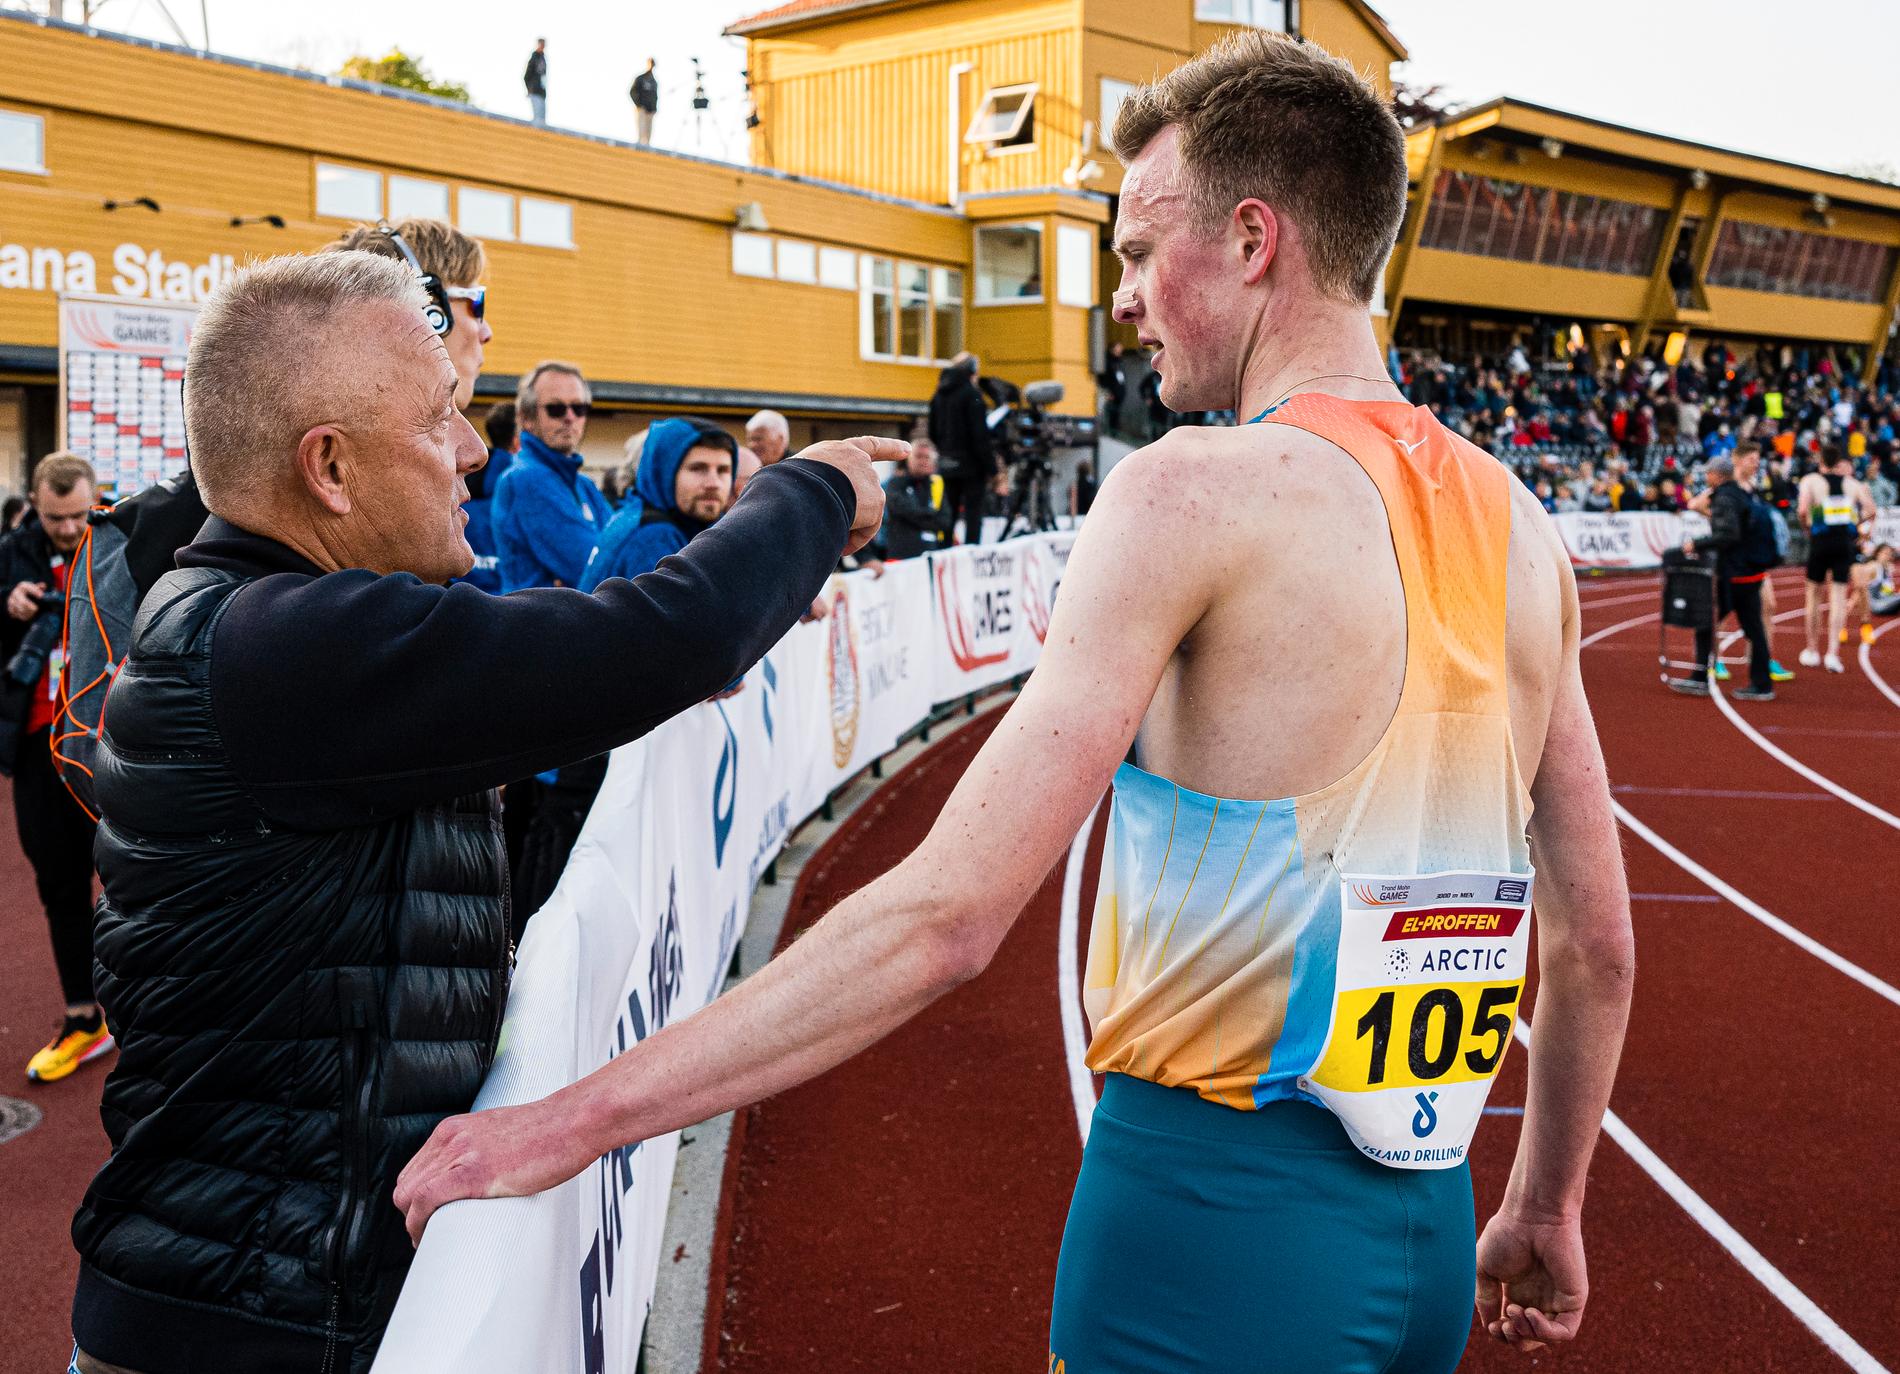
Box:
[491,360,611,592]
[745,408,790,465]
[67,251,884,1374]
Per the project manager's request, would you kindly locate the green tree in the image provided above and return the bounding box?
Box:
[336,49,470,104]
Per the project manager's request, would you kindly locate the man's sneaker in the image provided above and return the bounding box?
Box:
[1712,661,1730,681]
[1731,687,1776,702]
[1770,660,1795,682]
[1824,654,1845,674]
[25,1012,112,1084]
[1799,649,1822,668]
[1864,624,1877,647]
[1668,678,1710,697]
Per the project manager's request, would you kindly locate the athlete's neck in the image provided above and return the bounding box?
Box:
[1235,295,1402,420]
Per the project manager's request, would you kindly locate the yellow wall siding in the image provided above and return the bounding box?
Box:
[749,0,1079,204]
[0,21,971,416]
[1296,2,1396,97]
[1700,290,1886,344]
[1435,144,1680,209]
[1402,248,1653,322]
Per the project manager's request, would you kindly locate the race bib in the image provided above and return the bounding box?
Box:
[1299,869,1533,1170]
[1821,494,1857,527]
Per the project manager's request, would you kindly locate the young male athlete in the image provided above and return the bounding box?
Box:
[1798,447,1876,672]
[396,32,1635,1368]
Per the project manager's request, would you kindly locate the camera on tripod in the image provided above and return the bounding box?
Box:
[981,379,1066,533]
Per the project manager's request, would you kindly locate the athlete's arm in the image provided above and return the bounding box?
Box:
[1796,474,1817,526]
[1477,531,1635,1353]
[393,435,1224,1240]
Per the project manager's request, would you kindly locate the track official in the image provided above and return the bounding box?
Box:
[67,251,886,1374]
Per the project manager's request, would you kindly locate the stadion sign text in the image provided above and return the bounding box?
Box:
[0,237,240,303]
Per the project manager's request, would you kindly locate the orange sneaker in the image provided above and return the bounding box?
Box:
[25,1013,113,1083]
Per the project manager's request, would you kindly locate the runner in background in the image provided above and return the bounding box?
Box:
[396,31,1635,1369]
[1798,447,1876,671]
[1848,542,1897,638]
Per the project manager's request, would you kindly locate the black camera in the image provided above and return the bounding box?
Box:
[6,589,65,687]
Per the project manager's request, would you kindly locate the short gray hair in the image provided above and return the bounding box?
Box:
[517,361,590,417]
[186,251,428,512]
[744,409,788,440]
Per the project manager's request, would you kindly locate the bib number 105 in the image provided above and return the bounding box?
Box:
[1330,981,1520,1090]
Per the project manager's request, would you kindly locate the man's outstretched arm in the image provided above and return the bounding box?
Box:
[393,438,1216,1241]
[1477,542,1635,1353]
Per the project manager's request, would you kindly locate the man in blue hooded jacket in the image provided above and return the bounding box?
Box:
[582,416,736,590]
[492,361,612,592]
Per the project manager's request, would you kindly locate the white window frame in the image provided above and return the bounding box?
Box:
[0,108,47,175]
[776,238,818,284]
[732,231,775,278]
[315,161,383,220]
[932,266,965,358]
[386,175,450,224]
[457,185,516,241]
[963,82,1038,147]
[860,256,962,365]
[519,196,575,249]
[1196,0,1289,29]
[818,245,858,289]
[974,221,1045,305]
[1099,78,1136,143]
[1056,223,1095,308]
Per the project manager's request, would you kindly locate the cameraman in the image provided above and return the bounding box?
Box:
[1,454,110,1082]
[928,352,994,545]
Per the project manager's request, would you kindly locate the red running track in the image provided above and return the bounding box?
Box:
[711,570,1900,1373]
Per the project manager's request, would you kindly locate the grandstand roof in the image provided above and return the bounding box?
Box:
[1424,97,1900,214]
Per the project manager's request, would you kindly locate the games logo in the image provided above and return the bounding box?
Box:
[827,583,861,767]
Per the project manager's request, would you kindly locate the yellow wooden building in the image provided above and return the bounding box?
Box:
[3,1,1899,493]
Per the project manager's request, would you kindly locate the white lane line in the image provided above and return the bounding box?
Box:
[1580,610,1658,649]
[1610,799,1900,1009]
[1058,804,1102,1146]
[1585,605,1900,1007]
[1576,589,1669,612]
[1861,617,1900,711]
[1711,615,1900,831]
[1513,1017,1891,1374]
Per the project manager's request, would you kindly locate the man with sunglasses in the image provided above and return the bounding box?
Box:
[491,362,612,593]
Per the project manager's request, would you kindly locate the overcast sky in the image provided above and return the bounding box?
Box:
[51,0,1900,179]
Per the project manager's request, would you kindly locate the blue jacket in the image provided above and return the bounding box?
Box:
[491,431,613,591]
[457,445,516,594]
[581,417,732,591]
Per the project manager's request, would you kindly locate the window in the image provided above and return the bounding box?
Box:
[1056,224,1095,307]
[1099,79,1136,143]
[520,197,574,248]
[1417,170,1664,277]
[974,223,1043,303]
[897,263,931,359]
[933,267,964,357]
[457,186,515,240]
[0,109,45,174]
[864,257,896,357]
[1706,221,1896,303]
[1196,0,1289,29]
[861,257,963,362]
[316,162,382,220]
[387,175,449,223]
[776,238,817,283]
[965,83,1037,149]
[732,231,775,278]
[819,246,858,289]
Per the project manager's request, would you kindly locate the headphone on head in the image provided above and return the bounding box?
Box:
[377,221,454,337]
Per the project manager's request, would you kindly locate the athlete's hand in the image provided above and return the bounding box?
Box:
[7,580,45,621]
[393,1097,598,1246]
[1475,1207,1588,1353]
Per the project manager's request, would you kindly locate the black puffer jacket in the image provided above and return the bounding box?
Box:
[70,456,856,1373]
[76,567,509,1373]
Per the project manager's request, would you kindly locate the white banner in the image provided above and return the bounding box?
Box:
[1874,506,1900,550]
[375,533,1074,1373]
[58,292,197,498]
[1552,510,1717,570]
